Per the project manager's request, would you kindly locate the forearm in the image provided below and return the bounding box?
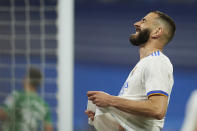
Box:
[44,123,53,131]
[0,108,9,121]
[118,124,126,131]
[87,91,167,119]
[109,96,166,120]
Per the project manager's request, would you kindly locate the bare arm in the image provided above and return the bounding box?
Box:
[110,95,168,120]
[44,123,53,131]
[118,124,126,131]
[87,91,168,120]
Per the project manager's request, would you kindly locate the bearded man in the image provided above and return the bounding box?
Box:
[85,11,176,131]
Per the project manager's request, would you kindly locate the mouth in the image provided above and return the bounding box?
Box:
[135,27,141,33]
[129,27,141,36]
[132,27,140,35]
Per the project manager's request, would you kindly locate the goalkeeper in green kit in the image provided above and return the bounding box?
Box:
[0,67,53,131]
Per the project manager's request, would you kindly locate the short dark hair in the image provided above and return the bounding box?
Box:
[27,67,42,89]
[152,11,176,44]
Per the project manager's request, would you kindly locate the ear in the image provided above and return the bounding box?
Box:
[151,27,163,39]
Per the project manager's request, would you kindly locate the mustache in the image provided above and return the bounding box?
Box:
[128,24,139,36]
[135,27,141,32]
[128,26,142,38]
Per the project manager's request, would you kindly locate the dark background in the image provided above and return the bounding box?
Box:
[74,0,197,131]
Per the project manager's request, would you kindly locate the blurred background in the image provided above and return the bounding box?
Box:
[0,0,197,131]
[0,0,58,130]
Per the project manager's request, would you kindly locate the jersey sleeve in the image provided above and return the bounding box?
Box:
[2,91,19,115]
[144,57,173,97]
[44,103,52,124]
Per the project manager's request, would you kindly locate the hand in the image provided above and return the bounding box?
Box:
[85,110,95,121]
[118,125,126,131]
[87,91,113,107]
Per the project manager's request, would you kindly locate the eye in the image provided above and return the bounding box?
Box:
[142,18,146,23]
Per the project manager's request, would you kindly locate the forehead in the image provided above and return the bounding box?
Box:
[143,12,158,21]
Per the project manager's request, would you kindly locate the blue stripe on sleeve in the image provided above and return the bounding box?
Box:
[147,90,169,96]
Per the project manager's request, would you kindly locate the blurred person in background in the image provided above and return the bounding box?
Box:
[181,90,197,131]
[0,67,53,131]
[86,11,176,131]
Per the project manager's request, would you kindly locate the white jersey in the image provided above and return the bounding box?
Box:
[181,90,197,131]
[87,51,174,131]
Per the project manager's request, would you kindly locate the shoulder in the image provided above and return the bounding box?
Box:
[8,91,21,100]
[12,90,20,96]
[33,94,45,105]
[3,91,20,108]
[30,94,50,114]
[35,96,50,110]
[144,51,173,70]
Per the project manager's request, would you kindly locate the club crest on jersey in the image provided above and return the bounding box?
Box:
[119,82,128,96]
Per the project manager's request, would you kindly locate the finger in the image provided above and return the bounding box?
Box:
[85,112,92,118]
[87,113,95,118]
[93,100,101,107]
[85,110,93,114]
[88,113,92,118]
[90,115,94,121]
[88,96,96,101]
[92,99,96,104]
[87,91,98,96]
[85,110,89,115]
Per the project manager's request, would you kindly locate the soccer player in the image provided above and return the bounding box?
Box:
[85,11,176,131]
[181,90,197,131]
[0,67,53,131]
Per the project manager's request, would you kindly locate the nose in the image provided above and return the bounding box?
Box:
[134,21,141,28]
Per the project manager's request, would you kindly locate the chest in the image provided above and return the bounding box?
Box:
[119,64,146,96]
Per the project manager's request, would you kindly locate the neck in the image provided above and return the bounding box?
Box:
[139,41,163,59]
[25,85,36,92]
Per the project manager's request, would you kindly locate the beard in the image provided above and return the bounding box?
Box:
[129,28,150,46]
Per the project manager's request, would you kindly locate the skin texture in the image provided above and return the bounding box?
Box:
[85,12,171,130]
[118,124,126,131]
[87,91,168,120]
[44,123,54,131]
[85,110,95,121]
